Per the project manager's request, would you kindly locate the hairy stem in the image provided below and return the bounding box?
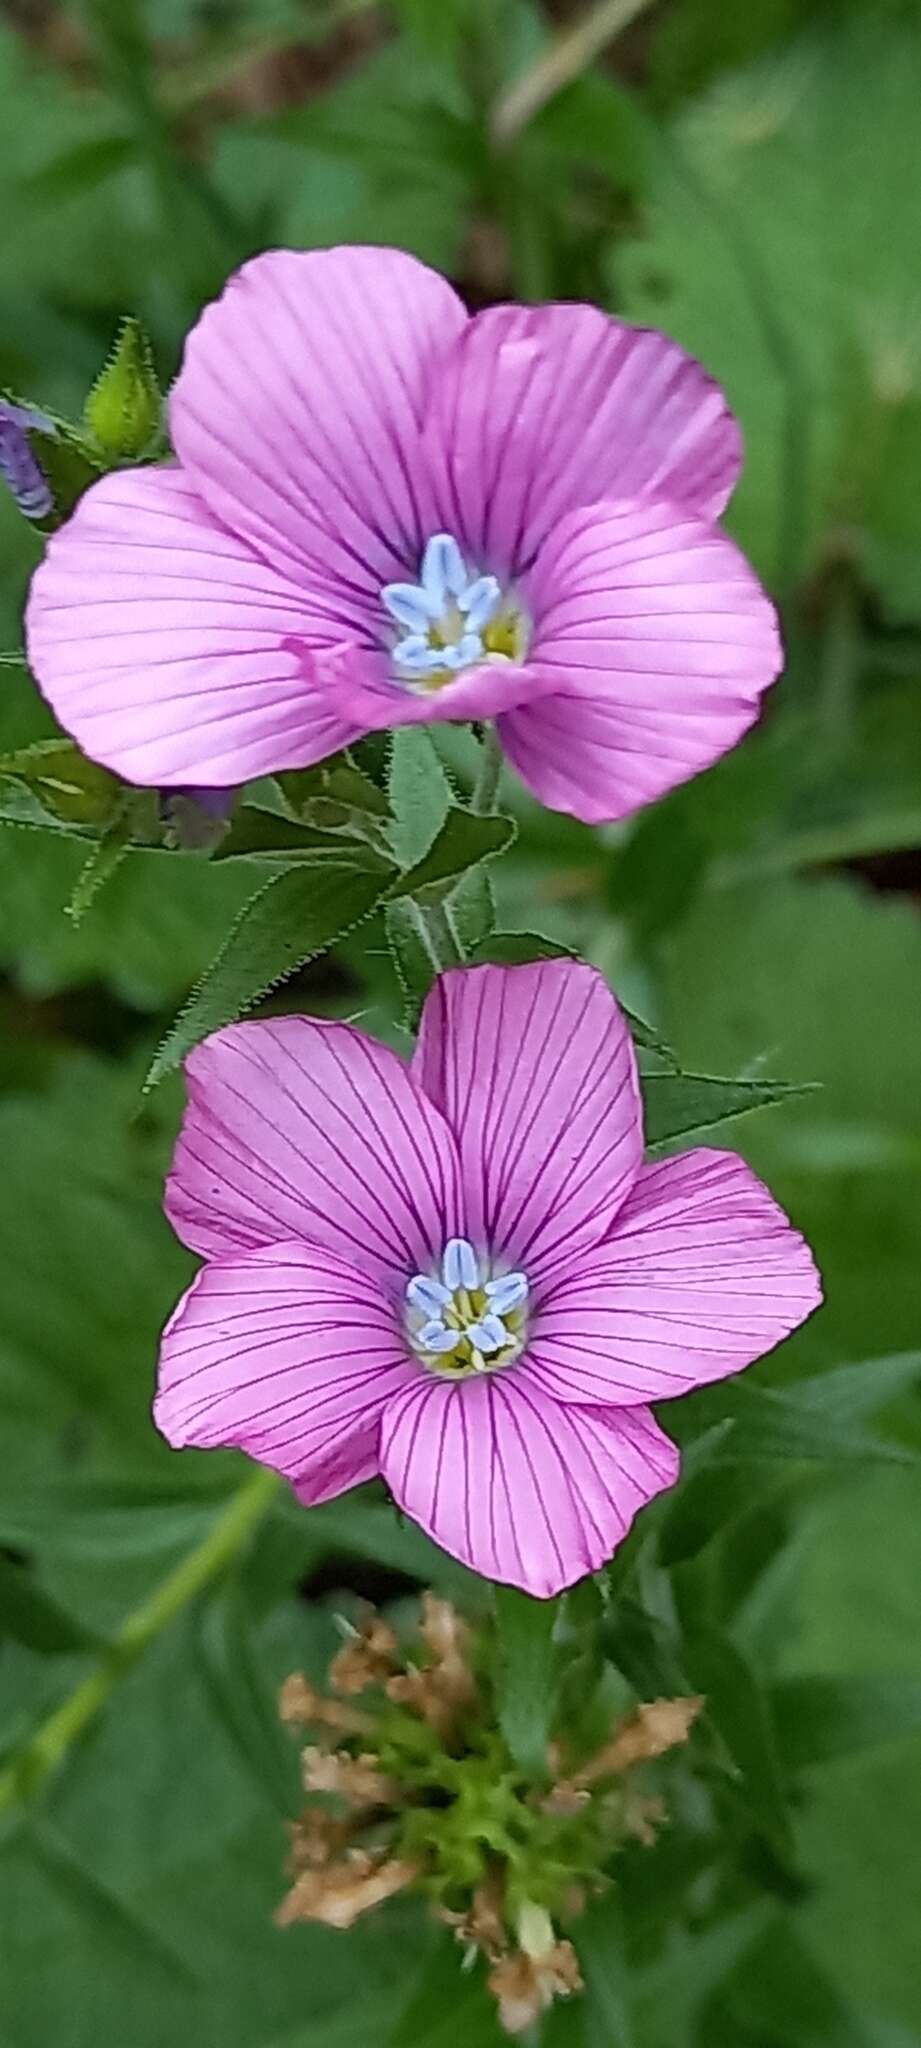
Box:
[472,726,504,816]
[0,1464,279,1811]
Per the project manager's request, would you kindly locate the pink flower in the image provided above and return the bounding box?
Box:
[27,246,780,825]
[154,961,821,1596]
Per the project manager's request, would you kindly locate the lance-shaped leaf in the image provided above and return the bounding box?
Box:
[642,1071,818,1149]
[145,855,392,1088]
[388,806,516,904]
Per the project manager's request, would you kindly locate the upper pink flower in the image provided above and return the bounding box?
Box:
[27,246,781,824]
[154,960,821,1596]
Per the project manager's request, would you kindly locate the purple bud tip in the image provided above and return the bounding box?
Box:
[0,401,55,522]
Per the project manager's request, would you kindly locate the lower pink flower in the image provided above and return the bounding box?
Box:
[154,961,821,1596]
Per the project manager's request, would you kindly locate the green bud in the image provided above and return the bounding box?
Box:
[84,318,162,462]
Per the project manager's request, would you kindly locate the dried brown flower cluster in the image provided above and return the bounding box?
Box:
[277,1595,702,2036]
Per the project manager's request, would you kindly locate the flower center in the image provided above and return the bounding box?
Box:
[381,533,527,691]
[405,1237,529,1378]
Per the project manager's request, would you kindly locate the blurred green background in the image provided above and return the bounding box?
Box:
[1,2,921,2043]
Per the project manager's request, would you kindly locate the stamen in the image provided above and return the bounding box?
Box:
[484,1273,528,1314]
[442,1238,480,1291]
[458,576,501,635]
[417,1321,460,1354]
[406,1276,452,1316]
[380,584,440,632]
[421,533,467,605]
[382,533,525,690]
[405,1247,531,1379]
[466,1315,507,1355]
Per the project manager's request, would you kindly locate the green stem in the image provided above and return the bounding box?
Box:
[819,571,862,756]
[472,726,504,816]
[491,0,658,145]
[406,898,464,974]
[0,1465,279,1811]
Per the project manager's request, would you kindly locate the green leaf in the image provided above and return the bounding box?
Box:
[621,16,921,612]
[470,929,576,967]
[388,726,453,867]
[277,755,390,825]
[642,1071,816,1150]
[715,1378,920,1468]
[388,1930,495,2048]
[772,1348,921,1425]
[212,804,395,870]
[633,1904,774,2048]
[703,1916,887,2048]
[145,857,391,1088]
[0,1557,102,1655]
[684,1627,794,1859]
[66,793,137,923]
[494,1585,558,1779]
[657,1460,788,1570]
[772,1675,921,1774]
[442,860,496,961]
[574,1894,635,2048]
[659,1358,921,1567]
[83,316,162,461]
[389,806,516,905]
[196,1583,299,1812]
[603,1599,691,1699]
[0,740,121,828]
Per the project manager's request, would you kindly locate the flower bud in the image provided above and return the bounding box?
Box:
[84,319,162,462]
[0,400,54,521]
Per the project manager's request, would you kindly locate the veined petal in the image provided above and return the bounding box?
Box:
[425,303,741,577]
[498,497,782,826]
[155,1240,415,1502]
[522,1149,822,1407]
[171,246,466,595]
[411,961,642,1281]
[25,467,368,787]
[325,647,540,730]
[165,1014,462,1286]
[380,1373,679,1596]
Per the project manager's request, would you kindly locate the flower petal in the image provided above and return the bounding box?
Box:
[323,647,539,731]
[165,1014,462,1286]
[25,467,368,787]
[171,245,467,595]
[425,304,741,576]
[522,1149,822,1407]
[155,1240,415,1502]
[411,961,642,1281]
[380,1373,678,1596]
[498,498,782,825]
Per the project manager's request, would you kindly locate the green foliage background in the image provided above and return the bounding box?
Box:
[1,1,921,2043]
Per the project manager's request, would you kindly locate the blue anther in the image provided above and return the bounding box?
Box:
[458,576,501,636]
[466,1315,508,1356]
[381,583,440,632]
[417,1321,460,1354]
[407,1274,452,1316]
[484,1273,529,1315]
[391,634,443,673]
[421,533,467,606]
[442,1238,480,1291]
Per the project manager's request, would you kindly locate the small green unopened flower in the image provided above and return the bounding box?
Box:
[83,318,162,462]
[277,1595,701,2035]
